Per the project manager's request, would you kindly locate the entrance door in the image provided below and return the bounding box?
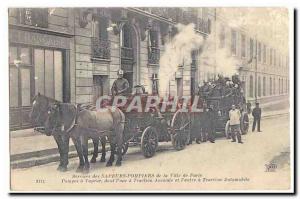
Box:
[93,75,103,104]
[9,46,34,129]
[9,46,65,130]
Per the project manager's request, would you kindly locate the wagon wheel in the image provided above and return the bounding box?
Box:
[240,112,249,135]
[141,126,158,158]
[171,110,191,151]
[122,142,129,155]
[225,120,231,139]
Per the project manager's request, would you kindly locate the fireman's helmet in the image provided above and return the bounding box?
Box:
[118,69,124,75]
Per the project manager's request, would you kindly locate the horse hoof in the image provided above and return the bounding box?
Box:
[56,165,62,171]
[57,165,67,172]
[76,166,84,173]
[90,158,97,163]
[100,158,106,163]
[106,162,113,167]
[60,167,68,172]
[115,161,122,167]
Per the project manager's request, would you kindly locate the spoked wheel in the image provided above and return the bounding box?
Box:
[240,112,249,135]
[171,110,191,151]
[122,142,129,155]
[225,120,231,139]
[141,126,158,158]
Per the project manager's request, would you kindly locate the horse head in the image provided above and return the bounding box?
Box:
[30,93,58,133]
[44,102,63,136]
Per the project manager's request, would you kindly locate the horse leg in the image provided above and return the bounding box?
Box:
[100,136,106,162]
[72,136,84,172]
[60,133,70,172]
[115,128,123,167]
[53,134,64,171]
[81,136,90,172]
[106,137,115,167]
[90,138,99,163]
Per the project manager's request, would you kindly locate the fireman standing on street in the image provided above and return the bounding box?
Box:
[252,102,262,132]
[229,104,243,144]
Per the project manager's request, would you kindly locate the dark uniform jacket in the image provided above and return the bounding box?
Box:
[111,78,129,95]
[252,107,262,119]
[202,108,217,130]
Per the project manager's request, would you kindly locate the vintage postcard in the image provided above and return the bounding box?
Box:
[8,7,294,192]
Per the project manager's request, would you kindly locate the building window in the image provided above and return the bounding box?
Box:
[18,8,48,28]
[273,77,276,95]
[269,77,272,95]
[274,50,276,67]
[148,27,160,65]
[91,16,111,60]
[258,76,261,97]
[9,45,65,130]
[34,49,63,101]
[250,38,254,59]
[279,78,281,94]
[270,48,273,65]
[249,75,254,98]
[9,46,33,108]
[263,44,266,64]
[219,25,225,48]
[263,76,266,96]
[286,79,288,93]
[231,29,237,55]
[258,42,261,62]
[241,34,246,58]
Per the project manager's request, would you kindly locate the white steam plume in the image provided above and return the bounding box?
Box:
[200,29,239,78]
[158,23,204,96]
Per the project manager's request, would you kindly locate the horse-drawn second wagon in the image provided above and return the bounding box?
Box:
[107,85,192,158]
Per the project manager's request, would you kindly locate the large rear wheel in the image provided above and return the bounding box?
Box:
[171,110,191,151]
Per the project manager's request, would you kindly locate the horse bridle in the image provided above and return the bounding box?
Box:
[33,97,51,133]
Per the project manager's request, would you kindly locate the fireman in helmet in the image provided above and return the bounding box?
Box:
[111,69,130,96]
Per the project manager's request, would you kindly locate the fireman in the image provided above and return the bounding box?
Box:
[229,104,243,144]
[111,69,130,96]
[252,102,262,132]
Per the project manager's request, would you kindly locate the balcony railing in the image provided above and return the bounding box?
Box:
[121,46,134,61]
[148,47,160,65]
[91,37,111,60]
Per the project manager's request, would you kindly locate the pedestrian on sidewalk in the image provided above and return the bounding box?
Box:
[252,102,262,132]
[229,104,243,144]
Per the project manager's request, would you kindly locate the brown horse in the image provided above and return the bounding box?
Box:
[29,93,107,172]
[45,101,125,172]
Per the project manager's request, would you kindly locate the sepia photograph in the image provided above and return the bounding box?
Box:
[7,6,294,193]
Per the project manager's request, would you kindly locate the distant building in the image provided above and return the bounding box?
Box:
[214,8,289,103]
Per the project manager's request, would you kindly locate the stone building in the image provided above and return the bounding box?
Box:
[214,8,289,103]
[8,7,214,130]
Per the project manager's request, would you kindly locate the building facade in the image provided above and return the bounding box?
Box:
[9,8,288,130]
[8,8,214,130]
[214,8,289,103]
